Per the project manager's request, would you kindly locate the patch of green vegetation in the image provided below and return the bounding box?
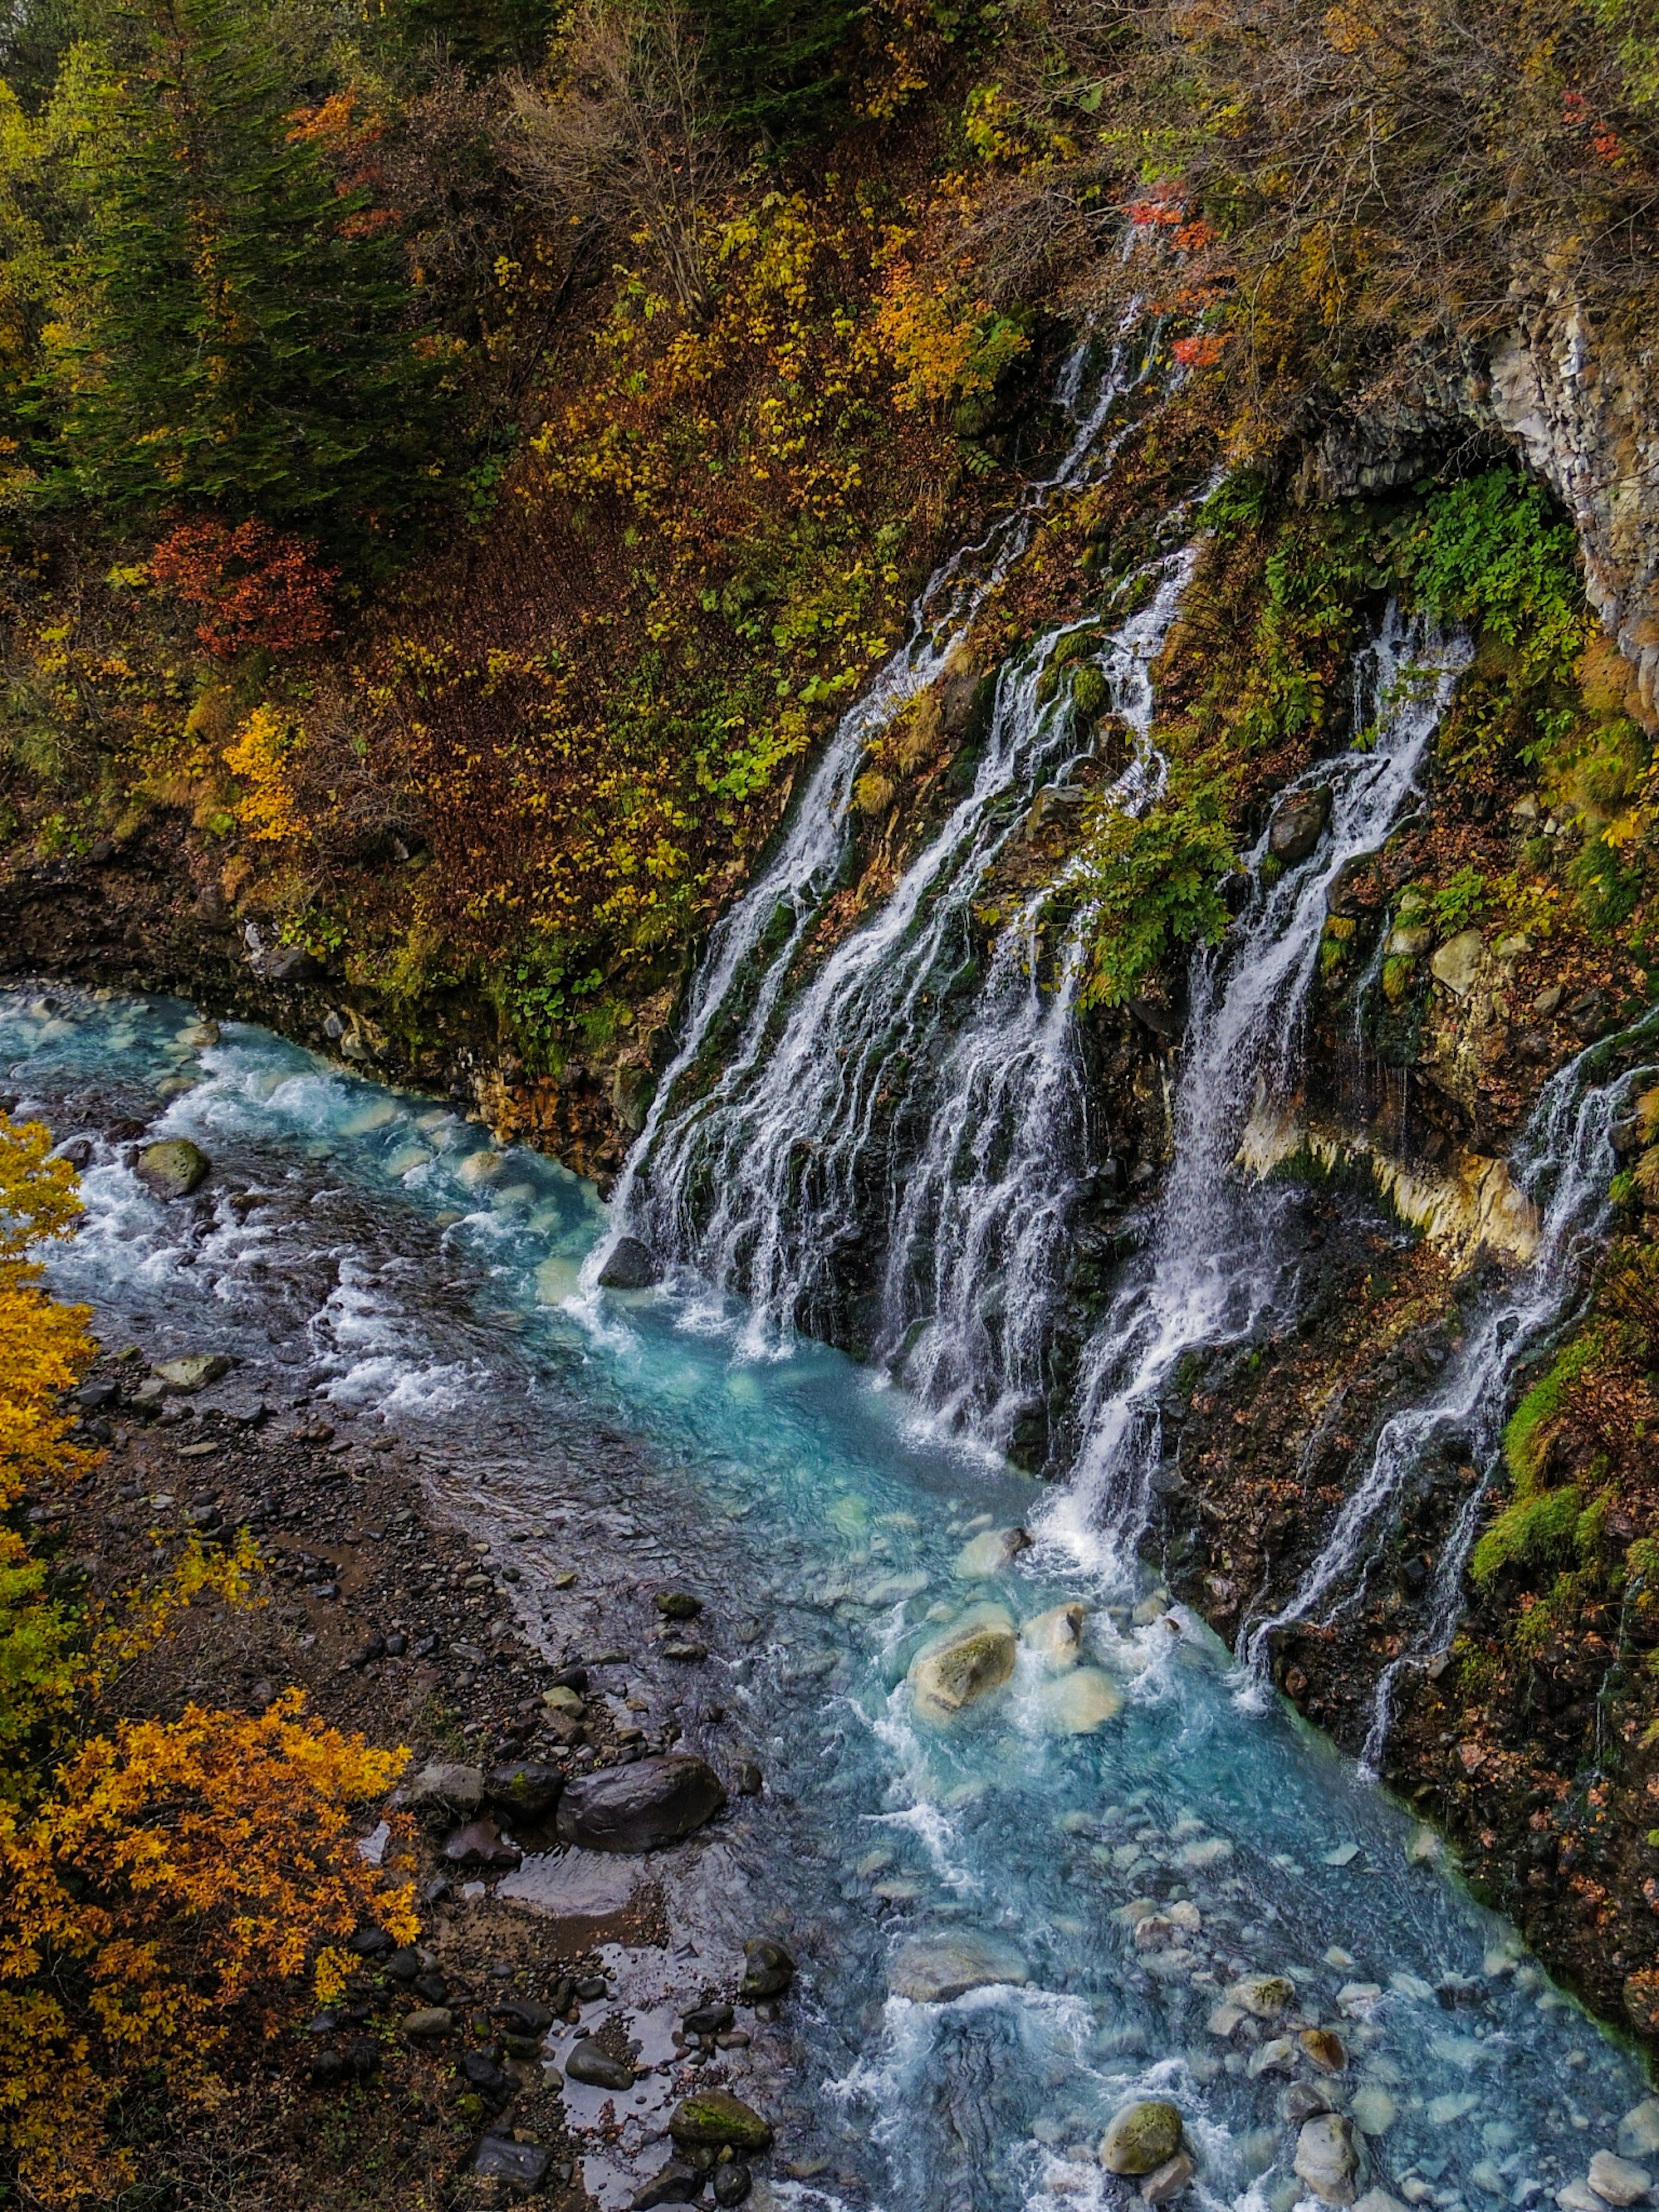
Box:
[1503,1332,1605,1489]
[1471,1485,1584,1589]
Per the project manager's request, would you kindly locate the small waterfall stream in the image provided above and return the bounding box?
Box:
[1040,609,1471,1573]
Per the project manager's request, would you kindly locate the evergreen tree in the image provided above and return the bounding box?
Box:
[386,0,555,70]
[43,0,449,556]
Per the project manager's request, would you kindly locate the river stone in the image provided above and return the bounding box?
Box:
[739,1936,796,2000]
[1588,2153,1653,2206]
[403,2007,454,2039]
[566,2038,634,2091]
[1621,2105,1659,2161]
[397,1760,485,1816]
[137,1137,211,1198]
[1301,2027,1347,2073]
[1227,1973,1295,2019]
[909,1604,1017,1717]
[1348,2085,1396,2136]
[1100,2101,1185,2176]
[473,2136,552,2195]
[555,1753,725,1852]
[597,1235,660,1290]
[1354,2193,1411,2212]
[1430,928,1484,998]
[496,1848,642,1918]
[1269,785,1332,865]
[443,1817,521,1869]
[668,2089,773,2152]
[1023,1602,1086,1667]
[1142,2153,1195,2204]
[153,1353,230,1394]
[1295,2113,1360,2205]
[890,1932,1028,2003]
[486,1760,563,1822]
[632,2162,706,2208]
[1033,1666,1123,1733]
[953,1525,1031,1578]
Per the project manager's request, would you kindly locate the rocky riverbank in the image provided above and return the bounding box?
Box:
[40,1299,800,2209]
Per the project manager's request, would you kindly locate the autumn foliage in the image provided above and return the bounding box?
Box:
[0,1122,412,2206]
[149,518,340,661]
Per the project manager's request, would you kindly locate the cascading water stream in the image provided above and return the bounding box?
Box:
[589,326,1151,1303]
[1230,1012,1659,1770]
[1038,607,1471,1577]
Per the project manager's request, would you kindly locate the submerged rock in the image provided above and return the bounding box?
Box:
[668,2089,773,2152]
[1032,1666,1122,1733]
[1294,2113,1360,2205]
[1300,2027,1348,2073]
[137,1137,211,1198]
[1621,2105,1659,2161]
[1100,2101,1185,2177]
[555,1753,725,1852]
[953,1525,1031,1578]
[1022,1602,1086,1667]
[597,1235,660,1290]
[890,1932,1028,2003]
[909,1604,1017,1717]
[632,2162,706,2208]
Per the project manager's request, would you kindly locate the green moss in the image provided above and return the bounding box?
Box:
[1503,1332,1603,1490]
[1471,1487,1583,1589]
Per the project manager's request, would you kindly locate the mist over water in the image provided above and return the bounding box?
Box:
[2,985,1651,2212]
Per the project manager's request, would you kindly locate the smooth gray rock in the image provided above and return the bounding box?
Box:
[555,1754,725,1853]
[1588,2152,1652,2207]
[566,2037,634,2091]
[486,1760,563,1822]
[397,1760,486,1817]
[739,1936,795,2000]
[1621,2105,1659,2162]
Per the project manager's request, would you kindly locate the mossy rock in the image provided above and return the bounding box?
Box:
[669,2090,773,2152]
[1099,2101,1185,2175]
[136,1138,210,1199]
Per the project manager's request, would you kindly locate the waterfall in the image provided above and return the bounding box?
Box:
[1230,1015,1659,1772]
[588,329,1148,1300]
[1037,607,1471,1576]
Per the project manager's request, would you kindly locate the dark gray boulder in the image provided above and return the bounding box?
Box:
[1269,785,1332,865]
[555,1753,725,1853]
[597,1235,660,1290]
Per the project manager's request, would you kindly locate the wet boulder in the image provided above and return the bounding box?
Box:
[668,2089,773,2153]
[908,1605,1017,1718]
[632,2162,706,2208]
[1100,2101,1185,2176]
[1300,2027,1347,2074]
[1022,1602,1086,1668]
[137,1138,211,1199]
[486,1760,563,1823]
[1621,2105,1659,2162]
[953,1525,1031,1578]
[1269,785,1332,865]
[472,2136,551,2197]
[555,1753,725,1853]
[1294,2113,1360,2206]
[566,2039,634,2091]
[597,1236,660,1290]
[739,1937,796,2001]
[261,943,324,984]
[1143,2153,1195,2204]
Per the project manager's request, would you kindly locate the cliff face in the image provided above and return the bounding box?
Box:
[1491,295,1659,726]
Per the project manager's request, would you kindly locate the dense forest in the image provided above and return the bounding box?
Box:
[5,0,1659,2204]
